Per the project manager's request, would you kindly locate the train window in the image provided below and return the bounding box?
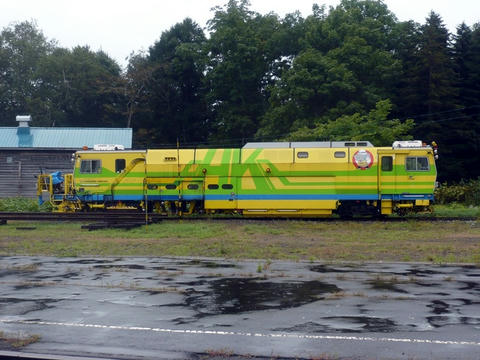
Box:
[208,184,219,190]
[187,184,199,190]
[334,151,346,158]
[406,157,429,171]
[417,157,429,171]
[381,156,393,171]
[356,142,368,146]
[80,159,102,174]
[222,184,233,190]
[345,142,355,147]
[147,184,158,190]
[165,184,177,190]
[297,151,309,159]
[115,159,126,173]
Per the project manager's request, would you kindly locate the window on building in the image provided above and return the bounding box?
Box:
[381,156,393,171]
[80,160,102,174]
[115,159,126,173]
[406,157,429,171]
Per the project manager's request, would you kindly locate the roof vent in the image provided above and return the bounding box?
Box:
[392,140,423,148]
[93,144,125,151]
[16,115,32,127]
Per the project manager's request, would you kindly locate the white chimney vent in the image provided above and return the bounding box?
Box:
[16,115,32,127]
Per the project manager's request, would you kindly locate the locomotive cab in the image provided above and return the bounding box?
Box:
[377,141,437,216]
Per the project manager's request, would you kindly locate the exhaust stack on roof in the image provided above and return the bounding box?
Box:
[16,115,32,140]
[16,115,32,128]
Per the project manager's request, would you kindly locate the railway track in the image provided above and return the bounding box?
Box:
[0,211,161,223]
[0,211,477,223]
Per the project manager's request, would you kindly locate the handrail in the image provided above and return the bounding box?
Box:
[110,157,145,194]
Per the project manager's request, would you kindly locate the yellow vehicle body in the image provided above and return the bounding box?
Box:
[37,142,437,217]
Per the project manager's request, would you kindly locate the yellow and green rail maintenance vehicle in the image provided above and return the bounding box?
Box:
[37,141,438,217]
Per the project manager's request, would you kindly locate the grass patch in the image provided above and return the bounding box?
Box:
[0,331,40,348]
[0,197,51,212]
[428,204,480,218]
[1,219,480,263]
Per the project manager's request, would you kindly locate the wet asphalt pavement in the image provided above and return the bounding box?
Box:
[0,256,479,360]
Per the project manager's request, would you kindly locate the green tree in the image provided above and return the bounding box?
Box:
[33,46,124,127]
[411,12,458,180]
[258,0,400,139]
[453,23,472,102]
[0,21,55,125]
[139,18,207,146]
[205,0,284,144]
[287,99,414,146]
[416,12,457,129]
[456,23,480,111]
[123,52,154,132]
[390,20,422,118]
[447,23,480,180]
[257,49,359,139]
[466,25,480,179]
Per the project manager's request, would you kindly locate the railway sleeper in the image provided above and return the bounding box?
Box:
[81,221,146,231]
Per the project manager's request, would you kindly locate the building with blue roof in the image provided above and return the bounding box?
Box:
[0,116,133,198]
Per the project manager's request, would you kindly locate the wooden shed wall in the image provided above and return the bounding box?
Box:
[0,150,74,198]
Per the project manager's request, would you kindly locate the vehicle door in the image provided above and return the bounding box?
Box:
[179,179,204,201]
[377,150,396,199]
[204,177,237,210]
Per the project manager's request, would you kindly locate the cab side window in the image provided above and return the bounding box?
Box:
[406,157,429,171]
[115,159,126,173]
[80,159,102,174]
[381,156,393,171]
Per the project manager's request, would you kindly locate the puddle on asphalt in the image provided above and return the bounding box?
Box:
[54,259,117,265]
[0,270,21,278]
[151,266,178,271]
[427,315,480,328]
[183,278,340,316]
[428,300,450,315]
[309,265,358,273]
[412,281,439,287]
[367,277,409,293]
[93,264,146,270]
[0,298,60,316]
[273,316,416,333]
[458,281,480,292]
[404,268,442,277]
[182,260,238,269]
[34,272,81,280]
[456,298,476,306]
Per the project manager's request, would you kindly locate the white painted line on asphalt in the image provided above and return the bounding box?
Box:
[1,318,480,347]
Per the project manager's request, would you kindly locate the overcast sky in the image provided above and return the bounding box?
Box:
[1,0,478,68]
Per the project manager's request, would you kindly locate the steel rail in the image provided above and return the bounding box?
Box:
[0,212,161,222]
[0,212,477,223]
